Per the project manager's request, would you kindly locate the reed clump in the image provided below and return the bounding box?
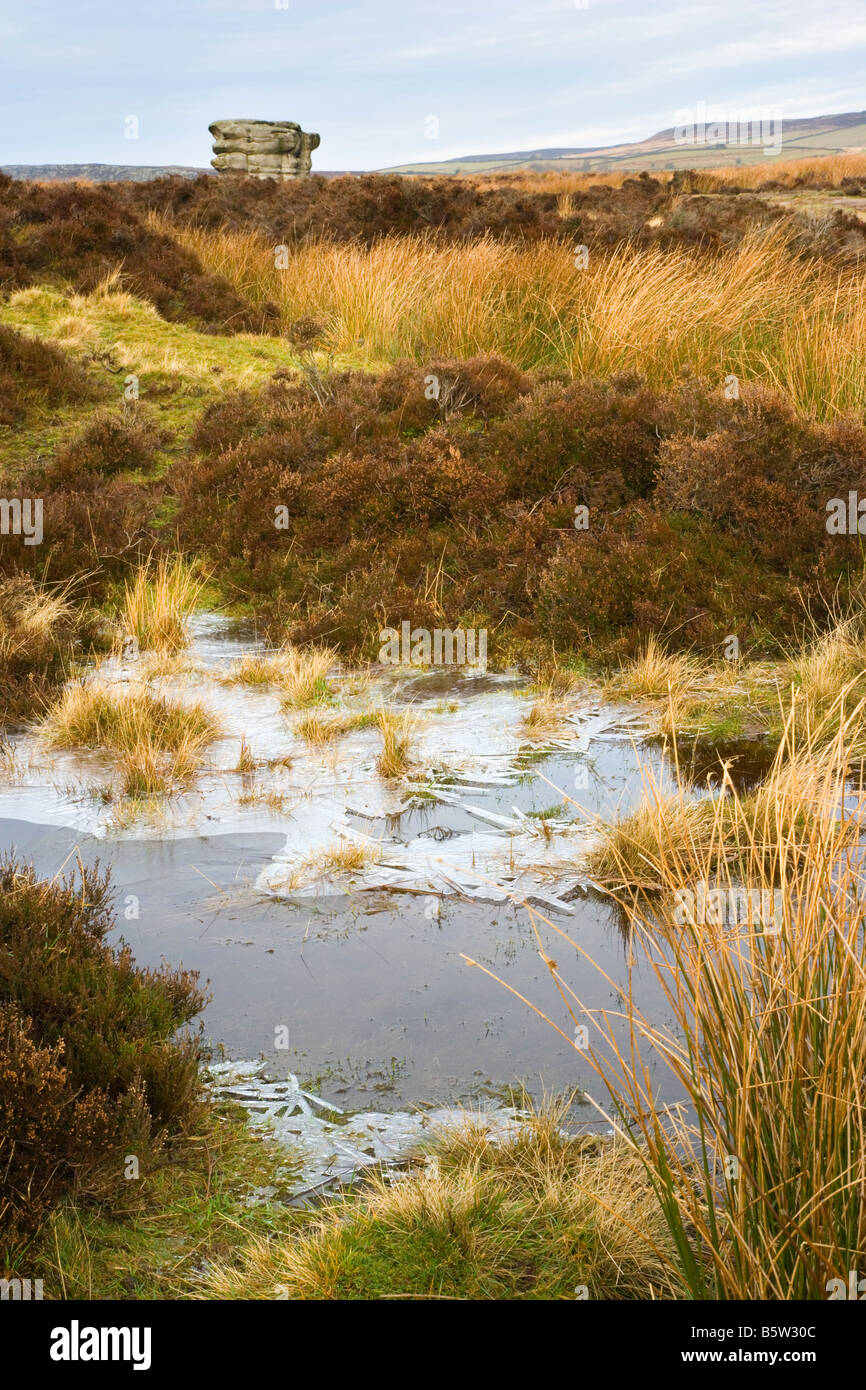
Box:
[521,696,866,1298]
[173,221,866,416]
[42,682,220,796]
[117,557,206,654]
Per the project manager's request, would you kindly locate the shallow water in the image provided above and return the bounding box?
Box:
[0,617,690,1173]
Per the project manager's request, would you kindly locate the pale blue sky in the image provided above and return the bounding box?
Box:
[1,0,864,169]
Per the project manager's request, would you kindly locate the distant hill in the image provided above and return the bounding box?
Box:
[0,164,210,182]
[382,109,866,176]
[5,109,865,185]
[0,164,361,182]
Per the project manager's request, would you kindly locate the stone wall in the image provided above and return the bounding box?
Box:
[209,120,320,180]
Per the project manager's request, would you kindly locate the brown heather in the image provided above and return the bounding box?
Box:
[169,363,866,663]
[0,173,277,334]
[0,860,207,1243]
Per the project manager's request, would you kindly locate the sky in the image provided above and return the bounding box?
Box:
[1,0,864,170]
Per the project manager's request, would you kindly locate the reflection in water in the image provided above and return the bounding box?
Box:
[649,733,777,794]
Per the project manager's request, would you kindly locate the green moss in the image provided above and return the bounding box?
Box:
[0,284,372,480]
[528,802,566,820]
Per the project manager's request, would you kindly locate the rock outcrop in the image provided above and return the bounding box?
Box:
[209,120,320,180]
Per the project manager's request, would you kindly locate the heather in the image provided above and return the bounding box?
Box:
[168,363,866,663]
[0,859,206,1243]
[0,173,277,334]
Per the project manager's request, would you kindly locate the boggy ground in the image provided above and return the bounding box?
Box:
[3,279,866,714]
[2,157,866,1300]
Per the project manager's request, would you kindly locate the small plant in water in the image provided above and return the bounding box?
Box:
[376,707,418,779]
[117,556,206,654]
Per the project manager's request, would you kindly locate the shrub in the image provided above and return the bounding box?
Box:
[169,367,866,662]
[0,470,160,597]
[0,323,104,427]
[0,1004,152,1242]
[0,174,278,334]
[655,386,866,568]
[534,506,812,660]
[45,408,165,488]
[127,170,864,267]
[486,374,680,502]
[0,859,207,1243]
[125,172,565,247]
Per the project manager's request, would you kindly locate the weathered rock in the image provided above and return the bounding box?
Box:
[209,119,320,180]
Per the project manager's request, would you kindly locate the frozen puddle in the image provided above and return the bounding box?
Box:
[209,1060,537,1200]
[0,615,647,914]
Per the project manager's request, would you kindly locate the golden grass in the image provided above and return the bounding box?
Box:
[116,738,200,798]
[587,694,853,888]
[223,653,283,687]
[375,707,417,778]
[226,643,337,708]
[782,618,866,741]
[604,635,702,701]
[233,736,256,774]
[694,151,866,191]
[117,557,206,654]
[275,836,382,890]
[197,1107,675,1300]
[316,839,381,875]
[236,788,289,814]
[579,705,866,1296]
[167,218,866,417]
[0,584,73,660]
[469,168,655,195]
[42,682,220,796]
[604,613,866,747]
[473,696,866,1298]
[603,636,715,741]
[293,712,343,745]
[293,710,376,744]
[468,152,866,196]
[278,645,337,708]
[521,682,570,740]
[533,660,582,698]
[587,776,722,890]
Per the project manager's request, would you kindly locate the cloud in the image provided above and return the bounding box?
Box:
[0,0,863,168]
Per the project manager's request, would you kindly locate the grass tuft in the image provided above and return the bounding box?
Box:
[117,557,206,654]
[197,1106,675,1300]
[42,682,220,796]
[375,707,418,779]
[226,644,337,709]
[524,698,866,1298]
